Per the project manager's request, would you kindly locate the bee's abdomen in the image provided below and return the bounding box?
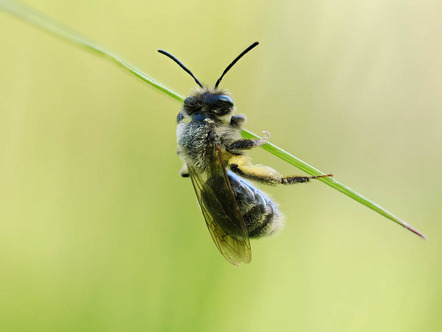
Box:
[227,171,284,238]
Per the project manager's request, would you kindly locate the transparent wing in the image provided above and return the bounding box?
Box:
[188,146,251,266]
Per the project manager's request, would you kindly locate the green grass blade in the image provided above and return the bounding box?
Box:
[0,0,426,239]
[241,130,426,239]
[0,0,184,102]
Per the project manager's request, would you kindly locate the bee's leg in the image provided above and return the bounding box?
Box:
[279,173,333,184]
[226,131,270,153]
[228,155,281,184]
[228,155,332,185]
[180,164,189,178]
[230,114,247,128]
[176,148,190,177]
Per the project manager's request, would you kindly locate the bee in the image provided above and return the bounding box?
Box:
[159,42,332,265]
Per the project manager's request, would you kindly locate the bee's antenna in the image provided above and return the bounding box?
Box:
[215,41,259,88]
[158,49,203,88]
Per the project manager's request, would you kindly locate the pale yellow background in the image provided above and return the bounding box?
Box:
[1,0,441,331]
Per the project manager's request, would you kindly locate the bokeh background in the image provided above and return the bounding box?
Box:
[1,0,441,331]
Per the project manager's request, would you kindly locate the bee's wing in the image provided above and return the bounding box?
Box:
[188,146,251,266]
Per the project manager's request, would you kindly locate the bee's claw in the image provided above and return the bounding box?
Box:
[313,173,333,179]
[255,131,270,147]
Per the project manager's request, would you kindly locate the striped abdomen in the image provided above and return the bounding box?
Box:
[227,171,284,238]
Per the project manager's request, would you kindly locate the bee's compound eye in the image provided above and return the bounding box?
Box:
[212,95,234,115]
[217,95,234,107]
[177,112,185,123]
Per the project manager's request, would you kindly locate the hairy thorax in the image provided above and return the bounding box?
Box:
[177,118,241,170]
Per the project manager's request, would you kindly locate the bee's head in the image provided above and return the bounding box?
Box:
[158,41,258,119]
[183,88,234,118]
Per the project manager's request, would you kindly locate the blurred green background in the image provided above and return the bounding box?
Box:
[1,0,441,331]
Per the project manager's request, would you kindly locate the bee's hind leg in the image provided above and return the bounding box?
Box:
[228,155,332,185]
[279,173,333,184]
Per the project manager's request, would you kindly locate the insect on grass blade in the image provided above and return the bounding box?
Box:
[0,0,426,240]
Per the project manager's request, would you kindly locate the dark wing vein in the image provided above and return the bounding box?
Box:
[188,147,251,266]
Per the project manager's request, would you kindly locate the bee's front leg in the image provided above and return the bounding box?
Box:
[226,131,270,154]
[229,114,247,128]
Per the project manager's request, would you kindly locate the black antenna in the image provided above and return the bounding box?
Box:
[215,41,259,88]
[158,49,203,88]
